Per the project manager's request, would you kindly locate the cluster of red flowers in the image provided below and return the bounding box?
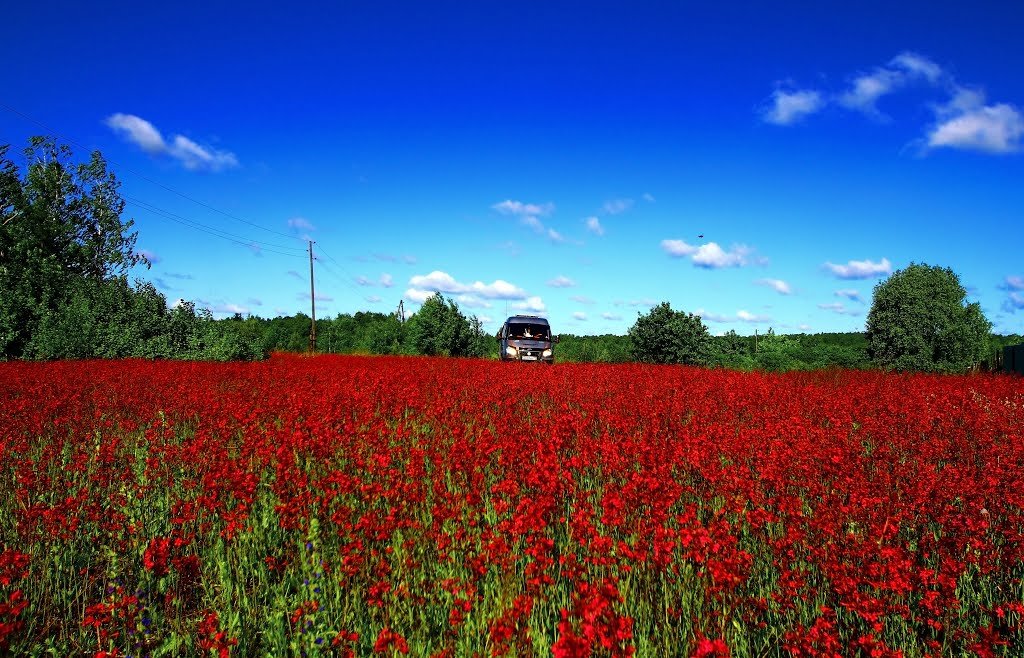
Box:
[0,354,1022,656]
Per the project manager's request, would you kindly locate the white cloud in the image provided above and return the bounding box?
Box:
[660,239,697,257]
[662,240,761,269]
[288,217,316,232]
[355,276,373,286]
[380,273,394,288]
[547,275,575,288]
[835,289,864,302]
[573,311,587,321]
[839,53,943,117]
[798,323,812,331]
[106,113,239,172]
[696,308,771,323]
[523,215,545,233]
[819,302,863,316]
[839,68,904,115]
[366,295,382,303]
[736,310,771,323]
[405,270,530,309]
[512,296,546,313]
[763,89,825,125]
[492,200,554,217]
[585,216,604,236]
[601,312,622,321]
[824,257,892,279]
[926,88,1024,154]
[642,193,655,203]
[890,52,944,83]
[106,114,165,153]
[755,278,792,295]
[547,228,565,243]
[168,135,239,172]
[602,199,634,215]
[571,295,595,305]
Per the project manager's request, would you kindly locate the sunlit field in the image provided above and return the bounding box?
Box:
[1,355,1022,657]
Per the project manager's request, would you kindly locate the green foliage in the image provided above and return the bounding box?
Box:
[405,293,486,357]
[628,302,711,365]
[555,334,633,363]
[1,138,144,357]
[0,138,265,362]
[866,263,991,372]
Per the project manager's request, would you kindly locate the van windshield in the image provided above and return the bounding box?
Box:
[507,323,549,339]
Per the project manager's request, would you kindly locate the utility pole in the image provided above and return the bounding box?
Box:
[754,329,758,354]
[308,240,317,353]
[396,299,405,323]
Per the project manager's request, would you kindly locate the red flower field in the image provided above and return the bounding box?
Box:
[1,355,1022,656]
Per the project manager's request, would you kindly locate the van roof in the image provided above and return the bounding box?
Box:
[507,315,549,324]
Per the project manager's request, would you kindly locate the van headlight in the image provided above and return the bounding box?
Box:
[505,346,518,357]
[542,349,552,358]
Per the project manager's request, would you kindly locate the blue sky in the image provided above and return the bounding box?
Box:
[3,1,1023,335]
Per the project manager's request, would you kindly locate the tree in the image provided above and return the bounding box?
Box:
[405,293,481,357]
[866,263,990,372]
[628,302,711,365]
[1,138,143,357]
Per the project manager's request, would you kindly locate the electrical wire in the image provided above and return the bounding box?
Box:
[125,196,305,253]
[126,199,305,259]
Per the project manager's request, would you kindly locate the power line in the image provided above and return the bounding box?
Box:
[125,199,305,259]
[125,196,305,253]
[0,100,296,239]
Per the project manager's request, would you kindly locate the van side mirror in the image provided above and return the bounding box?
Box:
[553,335,560,344]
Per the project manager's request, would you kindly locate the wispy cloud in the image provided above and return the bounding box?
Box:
[762,88,825,125]
[601,312,622,321]
[571,295,595,305]
[547,275,576,288]
[298,292,333,302]
[602,199,634,215]
[380,273,393,288]
[288,217,316,231]
[835,289,865,302]
[1001,276,1024,291]
[1003,292,1024,313]
[642,193,655,203]
[925,87,1024,154]
[246,298,263,306]
[585,216,604,236]
[819,302,863,316]
[755,278,792,295]
[287,270,303,280]
[662,239,764,268]
[824,257,892,279]
[366,295,382,303]
[106,113,239,172]
[573,311,587,321]
[164,272,194,280]
[136,248,161,264]
[696,308,772,324]
[839,52,945,117]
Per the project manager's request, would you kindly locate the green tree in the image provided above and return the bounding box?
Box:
[866,263,991,372]
[405,293,481,357]
[1,138,143,357]
[628,302,711,365]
